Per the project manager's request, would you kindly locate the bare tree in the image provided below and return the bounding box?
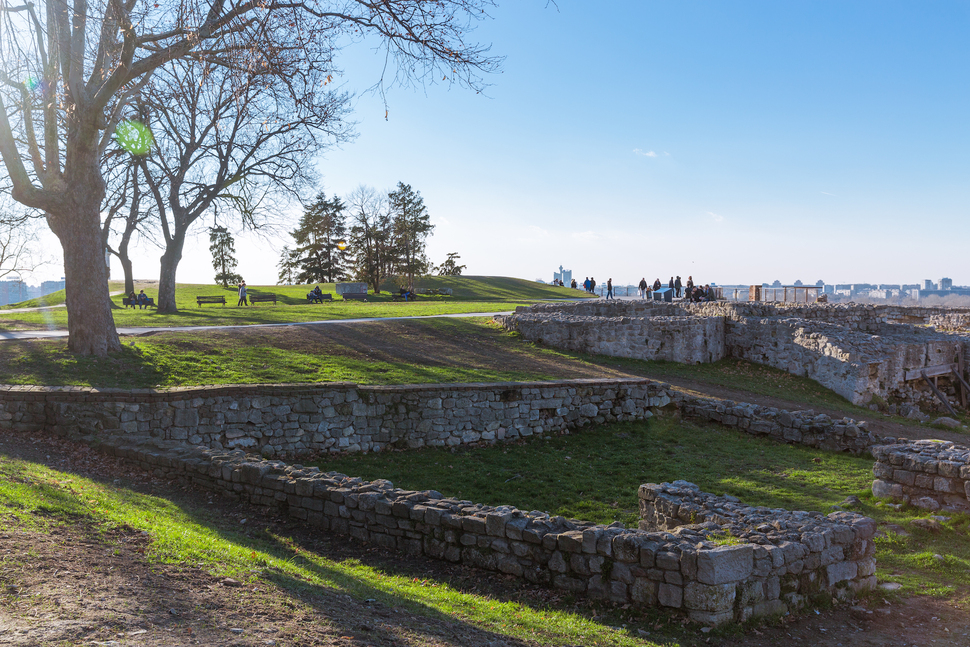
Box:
[347,184,392,293]
[136,58,350,312]
[101,159,156,296]
[0,211,45,281]
[0,0,502,355]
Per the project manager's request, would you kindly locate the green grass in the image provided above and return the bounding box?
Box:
[0,319,614,388]
[315,416,970,601]
[0,287,68,309]
[0,448,664,647]
[0,276,584,331]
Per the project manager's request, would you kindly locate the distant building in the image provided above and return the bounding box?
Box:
[793,279,803,286]
[923,279,935,290]
[553,265,572,286]
[816,280,825,287]
[40,278,66,296]
[939,277,953,290]
[771,279,782,287]
[0,279,28,306]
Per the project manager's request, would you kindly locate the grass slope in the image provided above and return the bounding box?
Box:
[0,276,583,331]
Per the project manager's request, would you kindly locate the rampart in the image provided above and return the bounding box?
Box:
[499,302,970,410]
[872,440,970,511]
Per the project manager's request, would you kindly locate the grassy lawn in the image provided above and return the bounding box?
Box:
[316,416,970,601]
[0,319,623,388]
[0,447,661,647]
[0,276,588,330]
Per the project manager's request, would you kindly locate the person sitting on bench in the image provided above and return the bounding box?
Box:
[307,286,324,303]
[399,286,415,301]
[127,291,137,308]
[137,290,150,309]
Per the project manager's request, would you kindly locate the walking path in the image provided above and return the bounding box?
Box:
[0,310,516,341]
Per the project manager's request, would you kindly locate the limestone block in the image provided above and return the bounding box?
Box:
[658,582,683,608]
[825,560,857,587]
[696,545,753,585]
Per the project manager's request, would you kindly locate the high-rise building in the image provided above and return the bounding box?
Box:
[923,279,935,290]
[939,277,953,290]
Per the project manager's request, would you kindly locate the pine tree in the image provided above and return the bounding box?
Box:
[209,227,243,287]
[284,193,350,284]
[435,252,466,276]
[388,182,434,290]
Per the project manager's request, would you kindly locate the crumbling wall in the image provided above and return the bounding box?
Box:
[638,482,877,623]
[872,440,970,511]
[500,302,969,410]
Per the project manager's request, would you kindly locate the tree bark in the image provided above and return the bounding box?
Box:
[157,230,186,313]
[47,203,121,357]
[119,253,134,296]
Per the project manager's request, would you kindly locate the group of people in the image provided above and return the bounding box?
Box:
[237,281,248,306]
[306,285,325,303]
[126,289,152,309]
[623,275,718,302]
[581,277,598,293]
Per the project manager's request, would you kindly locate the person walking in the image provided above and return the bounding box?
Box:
[237,281,248,306]
[606,278,614,300]
[638,277,648,299]
[675,276,682,298]
[584,277,591,292]
[590,277,596,295]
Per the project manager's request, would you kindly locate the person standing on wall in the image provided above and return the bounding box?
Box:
[606,278,614,300]
[237,281,248,306]
[638,277,648,299]
[675,276,682,298]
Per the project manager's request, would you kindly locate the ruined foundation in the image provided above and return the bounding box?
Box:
[499,301,970,411]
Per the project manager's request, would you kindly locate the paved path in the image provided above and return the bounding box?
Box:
[0,311,516,341]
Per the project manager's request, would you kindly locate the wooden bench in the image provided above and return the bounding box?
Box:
[249,294,277,306]
[123,297,154,309]
[341,292,368,301]
[197,295,227,307]
[307,293,333,303]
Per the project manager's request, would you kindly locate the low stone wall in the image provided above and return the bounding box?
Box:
[0,379,671,459]
[871,440,970,511]
[499,313,725,364]
[673,393,880,455]
[55,429,872,626]
[638,482,877,623]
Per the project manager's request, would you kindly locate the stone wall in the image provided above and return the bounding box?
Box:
[53,428,873,626]
[672,393,880,455]
[871,440,970,511]
[638,482,877,622]
[499,301,970,410]
[499,313,725,364]
[0,379,671,459]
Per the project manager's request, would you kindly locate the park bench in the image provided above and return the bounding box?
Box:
[196,295,227,307]
[341,292,368,301]
[249,294,277,306]
[123,297,155,309]
[307,293,333,304]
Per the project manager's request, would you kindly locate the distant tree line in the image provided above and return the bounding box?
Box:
[276,182,464,293]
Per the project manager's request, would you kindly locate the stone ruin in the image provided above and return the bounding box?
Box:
[498,301,970,413]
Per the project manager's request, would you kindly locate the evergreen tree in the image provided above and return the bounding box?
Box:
[209,227,243,287]
[283,193,350,284]
[388,182,434,290]
[435,252,467,276]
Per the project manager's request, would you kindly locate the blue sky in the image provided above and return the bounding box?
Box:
[79,1,970,287]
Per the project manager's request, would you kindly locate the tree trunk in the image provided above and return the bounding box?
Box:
[157,231,186,313]
[47,204,122,357]
[120,255,134,296]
